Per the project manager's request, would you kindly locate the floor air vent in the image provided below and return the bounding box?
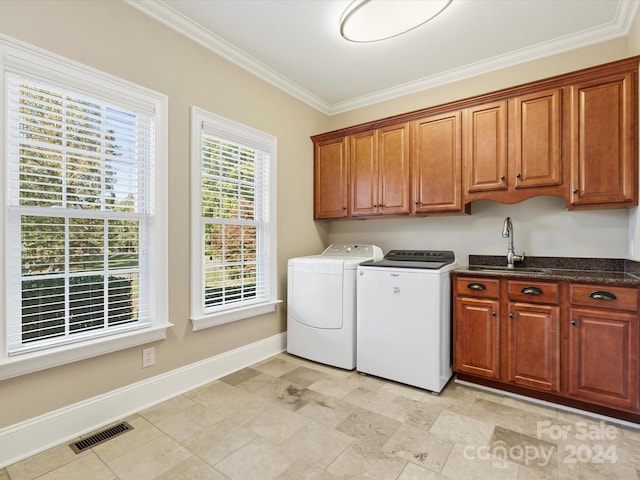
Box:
[70,422,133,454]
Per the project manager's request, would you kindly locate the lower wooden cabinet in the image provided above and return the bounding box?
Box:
[454,297,500,379]
[568,308,639,411]
[507,302,560,392]
[453,273,640,418]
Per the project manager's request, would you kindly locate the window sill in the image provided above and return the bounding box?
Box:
[0,322,173,381]
[190,300,282,331]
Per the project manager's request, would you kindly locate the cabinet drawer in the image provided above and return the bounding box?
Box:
[455,277,500,299]
[508,280,559,304]
[570,284,639,312]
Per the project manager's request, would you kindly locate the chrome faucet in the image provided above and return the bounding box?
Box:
[501,217,524,268]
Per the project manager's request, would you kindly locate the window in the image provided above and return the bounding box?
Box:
[190,107,279,330]
[0,37,169,379]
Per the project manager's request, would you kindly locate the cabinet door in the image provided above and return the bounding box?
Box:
[314,137,348,219]
[464,101,508,193]
[568,308,638,411]
[378,124,410,215]
[569,72,637,207]
[412,112,462,213]
[507,303,560,392]
[350,130,378,217]
[454,297,500,379]
[511,88,563,189]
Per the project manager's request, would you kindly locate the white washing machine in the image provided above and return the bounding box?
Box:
[287,243,383,369]
[357,250,458,392]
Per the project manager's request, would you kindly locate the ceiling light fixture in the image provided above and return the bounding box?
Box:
[340,0,452,43]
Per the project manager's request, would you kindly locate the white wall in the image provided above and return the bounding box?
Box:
[328,196,630,264]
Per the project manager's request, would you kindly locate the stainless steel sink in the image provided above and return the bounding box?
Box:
[468,265,553,274]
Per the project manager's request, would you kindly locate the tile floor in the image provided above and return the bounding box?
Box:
[3,353,640,480]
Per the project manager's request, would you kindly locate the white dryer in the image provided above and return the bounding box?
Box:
[287,243,383,370]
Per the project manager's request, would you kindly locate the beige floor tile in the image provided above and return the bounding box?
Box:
[92,416,164,463]
[557,453,639,480]
[397,462,449,479]
[489,426,559,478]
[440,442,521,480]
[235,373,307,410]
[343,371,387,391]
[382,396,442,431]
[180,418,256,466]
[335,406,401,448]
[342,385,399,414]
[468,397,529,433]
[308,377,357,399]
[296,392,356,427]
[382,423,453,473]
[280,366,331,388]
[220,367,262,386]
[381,382,428,402]
[0,469,9,480]
[245,405,310,444]
[152,456,228,480]
[253,356,300,377]
[104,435,191,480]
[139,395,198,424]
[419,382,477,415]
[154,402,224,441]
[429,409,495,446]
[7,441,90,480]
[326,441,407,480]
[33,452,115,480]
[215,437,292,480]
[276,461,341,480]
[280,421,353,469]
[185,380,268,425]
[501,396,558,419]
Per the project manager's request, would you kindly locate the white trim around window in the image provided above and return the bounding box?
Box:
[0,33,171,381]
[190,107,280,330]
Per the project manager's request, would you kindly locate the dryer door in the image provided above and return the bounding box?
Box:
[289,259,344,329]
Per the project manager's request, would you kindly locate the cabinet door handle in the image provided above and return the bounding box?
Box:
[589,291,617,301]
[573,188,579,194]
[467,282,486,291]
[516,173,521,178]
[500,175,506,180]
[491,311,497,317]
[508,313,515,318]
[521,286,543,295]
[571,320,577,326]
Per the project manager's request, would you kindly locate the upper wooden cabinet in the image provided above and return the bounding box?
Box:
[463,88,564,204]
[463,100,508,194]
[314,137,348,219]
[350,124,410,217]
[511,89,563,190]
[412,111,465,214]
[311,57,639,220]
[568,71,638,209]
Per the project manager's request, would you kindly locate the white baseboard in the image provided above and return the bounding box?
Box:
[0,332,287,469]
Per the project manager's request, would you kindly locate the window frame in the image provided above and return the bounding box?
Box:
[0,34,170,380]
[190,107,279,330]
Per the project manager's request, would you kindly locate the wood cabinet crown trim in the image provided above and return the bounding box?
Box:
[311,56,640,143]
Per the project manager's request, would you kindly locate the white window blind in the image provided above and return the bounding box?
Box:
[190,108,278,329]
[5,73,155,354]
[201,134,269,309]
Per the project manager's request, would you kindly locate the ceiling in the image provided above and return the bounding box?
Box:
[127,0,640,115]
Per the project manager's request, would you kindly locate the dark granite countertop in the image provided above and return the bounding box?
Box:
[454,255,640,286]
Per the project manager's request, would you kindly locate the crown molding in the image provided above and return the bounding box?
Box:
[125,0,640,116]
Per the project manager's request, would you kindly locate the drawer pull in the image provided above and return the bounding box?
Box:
[521,286,543,295]
[589,291,617,301]
[467,282,486,291]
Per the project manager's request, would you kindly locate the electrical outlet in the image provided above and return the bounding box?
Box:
[142,347,155,368]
